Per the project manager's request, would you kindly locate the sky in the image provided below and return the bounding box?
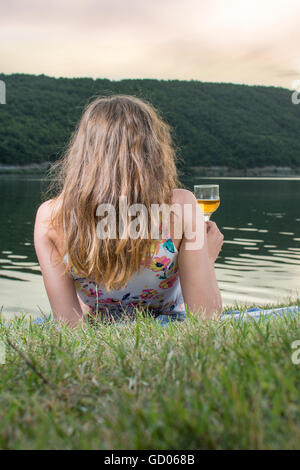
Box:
[1,0,300,88]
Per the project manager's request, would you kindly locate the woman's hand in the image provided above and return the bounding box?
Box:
[206,221,224,262]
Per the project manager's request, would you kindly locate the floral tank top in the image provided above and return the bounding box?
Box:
[64,235,186,324]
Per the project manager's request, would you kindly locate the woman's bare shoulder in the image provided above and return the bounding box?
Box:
[36,199,56,218]
[35,199,60,229]
[34,199,62,246]
[172,188,197,205]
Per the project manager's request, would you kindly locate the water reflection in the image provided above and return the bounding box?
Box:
[0,175,50,317]
[0,175,299,315]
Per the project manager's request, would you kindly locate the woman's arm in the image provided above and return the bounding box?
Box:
[34,200,84,327]
[177,190,223,318]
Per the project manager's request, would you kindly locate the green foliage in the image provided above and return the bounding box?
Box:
[0,307,300,449]
[0,73,300,169]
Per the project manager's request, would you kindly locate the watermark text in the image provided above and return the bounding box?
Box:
[0,80,6,104]
[291,340,300,364]
[0,341,5,364]
[95,197,205,250]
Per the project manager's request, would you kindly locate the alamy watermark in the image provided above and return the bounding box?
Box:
[95,197,205,250]
[291,80,300,105]
[291,340,300,365]
[0,80,6,104]
[0,341,5,364]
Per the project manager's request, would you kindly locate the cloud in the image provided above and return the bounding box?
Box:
[1,0,300,87]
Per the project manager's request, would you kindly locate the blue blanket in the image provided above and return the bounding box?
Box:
[156,305,300,325]
[221,305,300,319]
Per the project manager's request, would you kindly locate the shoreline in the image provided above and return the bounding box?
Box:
[188,165,300,177]
[1,163,300,177]
[0,162,50,175]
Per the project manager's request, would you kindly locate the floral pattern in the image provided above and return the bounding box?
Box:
[66,236,186,323]
[148,256,171,272]
[159,274,178,290]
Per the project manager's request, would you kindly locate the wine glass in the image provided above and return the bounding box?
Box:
[194,184,220,221]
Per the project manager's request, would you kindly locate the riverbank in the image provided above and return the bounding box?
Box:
[2,163,300,177]
[189,165,300,177]
[1,302,300,449]
[0,162,50,174]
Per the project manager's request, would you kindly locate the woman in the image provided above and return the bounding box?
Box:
[34,95,224,327]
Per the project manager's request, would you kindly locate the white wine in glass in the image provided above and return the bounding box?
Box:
[194,184,220,221]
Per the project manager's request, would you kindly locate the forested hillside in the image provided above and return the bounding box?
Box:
[0,73,299,169]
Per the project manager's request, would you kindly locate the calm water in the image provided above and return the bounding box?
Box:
[0,175,299,316]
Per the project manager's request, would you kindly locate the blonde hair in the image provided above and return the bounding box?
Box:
[49,94,180,290]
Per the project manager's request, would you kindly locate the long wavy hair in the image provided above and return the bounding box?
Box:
[49,94,180,290]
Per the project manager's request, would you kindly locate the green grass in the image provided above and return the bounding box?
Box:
[0,305,300,450]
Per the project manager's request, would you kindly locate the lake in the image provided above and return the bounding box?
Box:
[0,174,299,317]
